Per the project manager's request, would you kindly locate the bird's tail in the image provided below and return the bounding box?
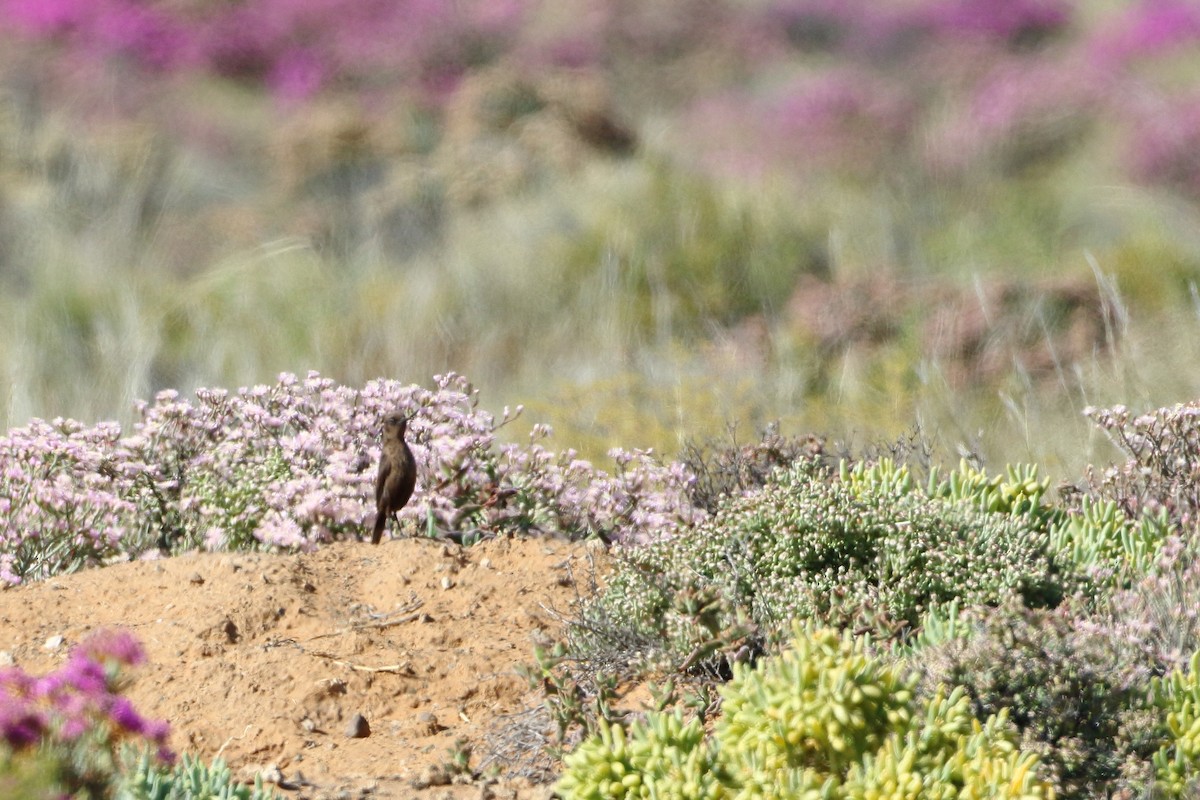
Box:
[371,511,386,545]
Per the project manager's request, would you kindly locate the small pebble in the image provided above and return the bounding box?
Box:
[44,635,64,651]
[345,713,371,739]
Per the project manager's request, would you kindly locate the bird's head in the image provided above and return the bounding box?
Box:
[383,411,411,437]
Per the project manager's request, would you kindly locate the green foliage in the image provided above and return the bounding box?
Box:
[185,449,293,551]
[839,458,915,501]
[716,627,913,791]
[921,604,1153,799]
[1151,650,1200,797]
[845,688,1050,800]
[925,460,1059,530]
[117,750,281,800]
[586,458,1060,663]
[1048,497,1173,596]
[555,626,1055,800]
[0,749,64,799]
[524,640,626,754]
[556,713,724,800]
[841,457,1059,532]
[894,600,973,656]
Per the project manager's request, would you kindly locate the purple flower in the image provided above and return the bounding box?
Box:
[1092,0,1200,65]
[105,696,146,735]
[0,696,47,749]
[0,633,171,764]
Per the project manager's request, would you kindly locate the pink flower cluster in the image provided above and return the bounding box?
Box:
[687,0,1200,196]
[0,629,170,762]
[0,372,705,584]
[1083,401,1200,530]
[0,0,526,100]
[3,0,1200,196]
[0,418,134,584]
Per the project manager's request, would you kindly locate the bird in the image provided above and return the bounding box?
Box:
[372,411,416,544]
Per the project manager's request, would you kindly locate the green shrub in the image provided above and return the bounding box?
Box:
[844,687,1051,800]
[918,603,1154,799]
[584,458,1060,664]
[555,626,1055,800]
[1048,497,1172,597]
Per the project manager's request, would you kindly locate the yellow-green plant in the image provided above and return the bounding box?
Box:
[1152,650,1200,796]
[556,712,723,800]
[840,458,915,500]
[845,687,1051,800]
[555,626,1056,800]
[716,627,913,789]
[1049,497,1172,595]
[927,460,1053,524]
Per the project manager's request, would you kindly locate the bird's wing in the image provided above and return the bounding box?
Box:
[375,459,391,506]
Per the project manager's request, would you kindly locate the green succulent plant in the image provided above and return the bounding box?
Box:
[556,626,1055,800]
[1152,650,1200,796]
[926,460,1056,528]
[556,711,723,800]
[716,627,913,785]
[845,688,1051,800]
[1048,497,1172,596]
[117,750,281,800]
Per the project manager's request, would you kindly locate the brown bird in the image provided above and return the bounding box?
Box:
[372,411,416,544]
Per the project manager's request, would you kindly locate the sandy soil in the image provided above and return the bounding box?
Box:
[0,536,609,799]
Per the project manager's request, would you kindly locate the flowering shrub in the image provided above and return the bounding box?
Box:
[0,0,526,100]
[1087,536,1200,676]
[1082,401,1200,531]
[0,372,703,584]
[0,417,133,584]
[0,629,171,796]
[4,0,1198,200]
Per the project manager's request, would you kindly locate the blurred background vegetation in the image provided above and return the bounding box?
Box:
[2,0,1200,475]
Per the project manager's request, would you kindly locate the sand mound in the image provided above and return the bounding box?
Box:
[0,536,607,799]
